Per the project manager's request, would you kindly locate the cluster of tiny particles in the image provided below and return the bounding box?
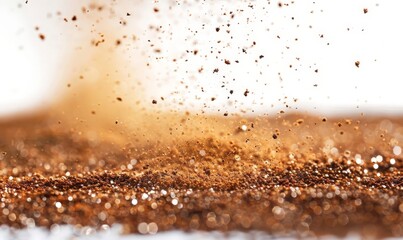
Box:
[4,1,402,239]
[0,115,401,237]
[21,1,380,116]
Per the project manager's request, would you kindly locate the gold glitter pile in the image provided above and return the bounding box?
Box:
[0,114,401,238]
[2,1,402,238]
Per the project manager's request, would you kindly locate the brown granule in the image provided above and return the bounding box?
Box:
[0,114,401,238]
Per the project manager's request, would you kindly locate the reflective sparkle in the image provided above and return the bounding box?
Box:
[393,146,401,155]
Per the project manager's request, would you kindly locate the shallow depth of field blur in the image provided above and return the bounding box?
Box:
[0,2,403,240]
[1,0,403,118]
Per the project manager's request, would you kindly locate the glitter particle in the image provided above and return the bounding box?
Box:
[138,222,148,234]
[131,199,138,205]
[393,146,401,155]
[55,202,62,208]
[199,150,206,156]
[240,125,248,131]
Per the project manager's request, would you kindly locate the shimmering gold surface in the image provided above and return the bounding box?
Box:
[0,114,401,237]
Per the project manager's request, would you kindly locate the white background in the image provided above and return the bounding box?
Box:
[1,0,403,117]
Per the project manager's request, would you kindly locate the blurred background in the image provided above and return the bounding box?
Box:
[1,0,403,117]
